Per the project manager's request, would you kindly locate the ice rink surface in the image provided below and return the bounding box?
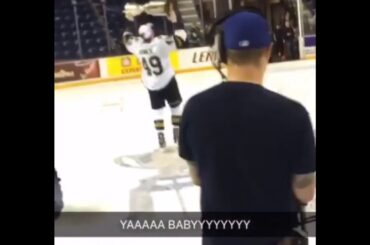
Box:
[55,60,316,245]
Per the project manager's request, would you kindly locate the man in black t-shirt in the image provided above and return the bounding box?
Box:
[179,11,315,244]
[283,22,296,60]
[274,23,285,61]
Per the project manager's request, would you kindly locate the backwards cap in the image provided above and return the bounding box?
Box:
[222,12,271,50]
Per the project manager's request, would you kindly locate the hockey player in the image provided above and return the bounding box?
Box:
[123,22,182,148]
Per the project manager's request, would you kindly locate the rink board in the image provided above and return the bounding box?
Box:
[55,47,315,90]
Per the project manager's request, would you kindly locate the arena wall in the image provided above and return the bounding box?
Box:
[55,47,315,90]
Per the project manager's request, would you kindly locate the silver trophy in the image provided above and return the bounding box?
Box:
[123,1,175,22]
[123,3,145,21]
[143,0,167,17]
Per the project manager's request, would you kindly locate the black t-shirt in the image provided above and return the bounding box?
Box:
[283,26,295,41]
[275,27,285,45]
[179,82,315,212]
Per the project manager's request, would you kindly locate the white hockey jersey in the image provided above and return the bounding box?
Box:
[124,34,176,91]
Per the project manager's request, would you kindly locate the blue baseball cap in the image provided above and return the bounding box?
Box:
[223,12,272,50]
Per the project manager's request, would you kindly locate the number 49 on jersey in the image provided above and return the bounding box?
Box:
[142,56,163,76]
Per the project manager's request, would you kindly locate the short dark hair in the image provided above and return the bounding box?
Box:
[227,48,267,65]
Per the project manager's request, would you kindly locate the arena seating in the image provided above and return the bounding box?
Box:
[54,0,175,61]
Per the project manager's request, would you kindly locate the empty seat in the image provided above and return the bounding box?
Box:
[84,38,92,45]
[79,22,88,28]
[88,47,97,53]
[96,38,104,44]
[81,30,90,36]
[62,41,70,47]
[111,37,118,44]
[78,13,91,20]
[89,21,97,28]
[63,50,71,58]
[98,46,107,54]
[60,32,69,38]
[85,47,97,58]
[92,29,100,35]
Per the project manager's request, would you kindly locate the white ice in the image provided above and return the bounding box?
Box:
[55,60,315,245]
